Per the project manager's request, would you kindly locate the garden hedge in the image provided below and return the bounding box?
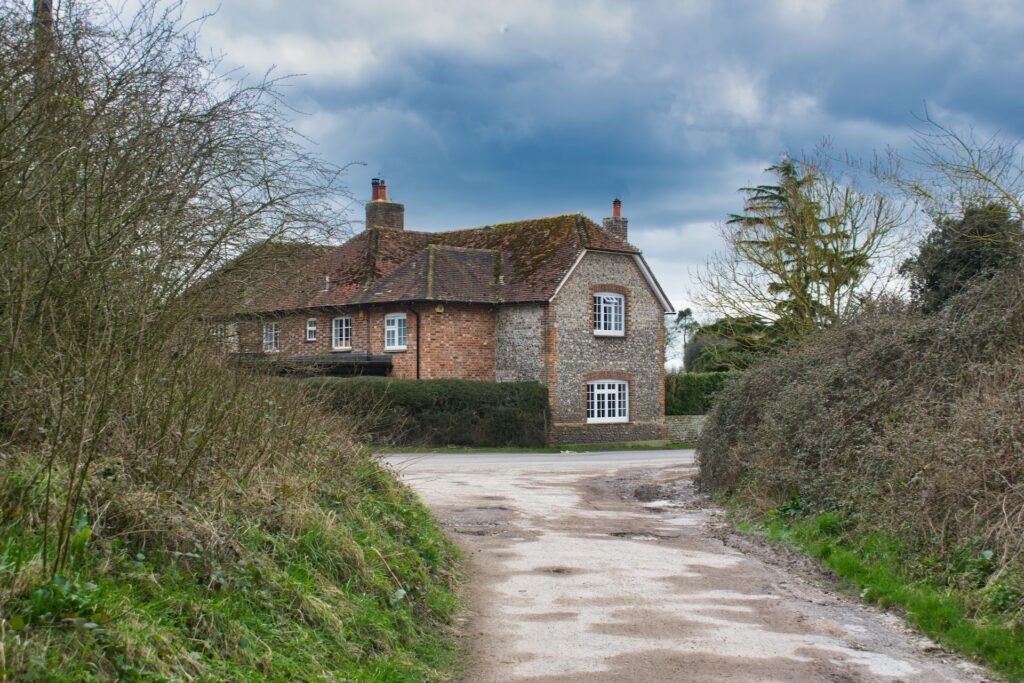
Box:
[306,377,550,447]
[665,371,731,415]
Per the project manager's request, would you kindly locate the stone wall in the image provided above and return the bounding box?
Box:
[495,304,546,383]
[665,414,707,443]
[548,251,666,443]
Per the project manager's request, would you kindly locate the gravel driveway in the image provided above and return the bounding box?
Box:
[385,450,989,682]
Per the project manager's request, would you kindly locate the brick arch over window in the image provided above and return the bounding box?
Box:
[583,370,633,383]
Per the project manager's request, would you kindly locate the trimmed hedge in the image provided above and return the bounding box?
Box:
[665,371,731,415]
[306,377,550,447]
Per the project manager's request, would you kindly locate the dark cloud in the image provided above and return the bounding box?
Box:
[186,0,1022,311]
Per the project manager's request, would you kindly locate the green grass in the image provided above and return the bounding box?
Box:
[0,459,462,681]
[734,512,1024,681]
[372,442,695,454]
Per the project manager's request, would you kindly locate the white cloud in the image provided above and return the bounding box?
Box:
[776,0,833,24]
[201,28,378,83]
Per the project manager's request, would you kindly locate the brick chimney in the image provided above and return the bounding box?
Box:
[602,198,628,242]
[365,178,405,230]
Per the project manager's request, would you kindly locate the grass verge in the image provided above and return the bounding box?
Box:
[372,442,695,454]
[0,455,462,681]
[733,511,1024,681]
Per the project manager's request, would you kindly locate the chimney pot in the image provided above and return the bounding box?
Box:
[365,179,404,230]
[602,198,628,242]
[371,178,380,201]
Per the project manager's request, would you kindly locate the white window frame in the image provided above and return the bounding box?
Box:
[306,318,317,342]
[332,316,352,350]
[586,380,629,423]
[384,313,407,351]
[593,292,625,336]
[262,321,280,353]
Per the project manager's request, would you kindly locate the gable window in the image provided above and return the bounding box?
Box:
[332,316,352,350]
[262,321,280,353]
[593,292,625,336]
[587,380,628,423]
[384,313,407,351]
[306,318,317,342]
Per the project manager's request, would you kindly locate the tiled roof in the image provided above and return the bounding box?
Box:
[227,213,639,314]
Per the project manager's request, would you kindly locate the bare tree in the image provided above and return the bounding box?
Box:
[0,0,352,576]
[881,111,1024,224]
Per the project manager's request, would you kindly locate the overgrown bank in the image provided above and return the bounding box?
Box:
[697,267,1024,679]
[0,372,462,681]
[0,2,460,679]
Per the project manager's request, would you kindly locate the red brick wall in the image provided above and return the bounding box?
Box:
[238,311,371,356]
[236,303,496,381]
[367,308,418,378]
[418,303,495,381]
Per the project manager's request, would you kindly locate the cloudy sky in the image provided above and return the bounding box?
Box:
[184,0,1024,312]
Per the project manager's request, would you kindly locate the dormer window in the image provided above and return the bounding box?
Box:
[593,292,625,336]
[323,275,331,292]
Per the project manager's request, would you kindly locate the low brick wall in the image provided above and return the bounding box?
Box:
[665,414,707,443]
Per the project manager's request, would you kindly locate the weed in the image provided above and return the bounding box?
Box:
[745,512,1024,681]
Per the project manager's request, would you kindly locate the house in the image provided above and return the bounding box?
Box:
[216,179,674,443]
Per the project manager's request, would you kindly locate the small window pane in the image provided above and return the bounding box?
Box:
[262,322,279,352]
[332,317,351,349]
[593,293,624,335]
[586,379,628,423]
[385,314,407,350]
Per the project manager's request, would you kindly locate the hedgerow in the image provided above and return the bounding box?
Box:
[307,377,550,447]
[665,371,732,415]
[698,265,1024,628]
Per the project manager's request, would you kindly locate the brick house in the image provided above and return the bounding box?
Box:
[216,179,674,443]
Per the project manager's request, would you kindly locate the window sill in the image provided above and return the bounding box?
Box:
[305,339,317,343]
[593,330,625,337]
[587,418,629,424]
[263,350,280,354]
[330,347,353,353]
[384,347,407,353]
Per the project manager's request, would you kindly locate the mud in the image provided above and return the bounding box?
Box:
[388,451,991,682]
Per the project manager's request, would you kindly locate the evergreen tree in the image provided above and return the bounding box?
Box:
[902,203,1023,312]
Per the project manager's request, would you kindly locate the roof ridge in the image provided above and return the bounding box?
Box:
[430,244,500,254]
[432,213,582,235]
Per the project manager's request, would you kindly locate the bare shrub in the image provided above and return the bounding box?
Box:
[698,263,1024,610]
[0,0,352,579]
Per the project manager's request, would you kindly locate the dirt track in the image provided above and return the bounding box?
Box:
[387,451,989,682]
